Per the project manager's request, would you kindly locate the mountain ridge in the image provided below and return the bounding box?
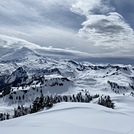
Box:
[0,35,134,134]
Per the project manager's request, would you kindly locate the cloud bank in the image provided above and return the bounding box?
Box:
[71,0,134,52]
[0,0,134,62]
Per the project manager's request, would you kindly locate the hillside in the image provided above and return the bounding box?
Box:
[0,35,134,134]
[0,102,134,134]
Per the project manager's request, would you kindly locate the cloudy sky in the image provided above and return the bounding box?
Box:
[0,0,134,63]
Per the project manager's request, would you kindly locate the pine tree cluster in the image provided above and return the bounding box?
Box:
[0,113,10,121]
[0,92,115,122]
[13,105,31,118]
[108,81,126,94]
[98,95,115,109]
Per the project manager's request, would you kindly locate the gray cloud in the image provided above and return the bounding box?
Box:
[84,17,124,34]
[71,0,134,50]
[111,0,134,29]
[0,0,134,63]
[0,0,84,29]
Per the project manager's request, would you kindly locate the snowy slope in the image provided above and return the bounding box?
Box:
[0,102,134,134]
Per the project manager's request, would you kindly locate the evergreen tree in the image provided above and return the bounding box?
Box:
[6,113,10,120]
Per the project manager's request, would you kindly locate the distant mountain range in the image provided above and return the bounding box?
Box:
[0,35,134,104]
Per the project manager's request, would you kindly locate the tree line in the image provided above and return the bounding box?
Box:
[0,92,115,121]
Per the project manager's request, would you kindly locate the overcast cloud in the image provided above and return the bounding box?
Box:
[0,0,134,62]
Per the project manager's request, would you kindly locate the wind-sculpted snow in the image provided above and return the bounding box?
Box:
[0,102,134,134]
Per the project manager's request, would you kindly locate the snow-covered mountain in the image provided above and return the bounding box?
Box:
[0,35,134,134]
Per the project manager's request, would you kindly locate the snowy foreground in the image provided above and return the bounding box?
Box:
[0,101,134,134]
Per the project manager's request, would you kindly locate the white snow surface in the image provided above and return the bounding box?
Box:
[1,102,134,134]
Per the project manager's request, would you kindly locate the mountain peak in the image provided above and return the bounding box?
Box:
[0,47,38,62]
[0,34,40,49]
